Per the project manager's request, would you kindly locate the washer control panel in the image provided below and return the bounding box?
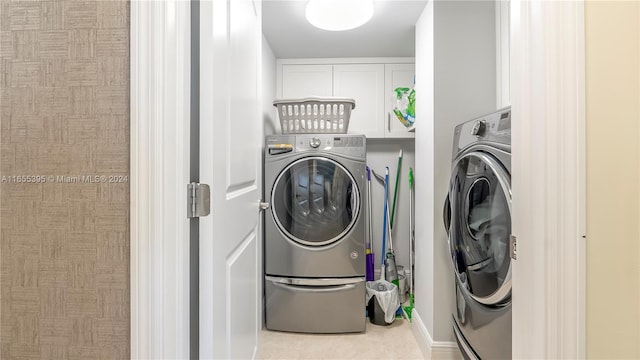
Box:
[265,134,366,160]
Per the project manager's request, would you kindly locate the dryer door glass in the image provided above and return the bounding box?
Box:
[272,157,360,247]
[449,151,511,305]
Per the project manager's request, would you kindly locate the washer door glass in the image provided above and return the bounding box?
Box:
[448,151,511,305]
[272,157,360,246]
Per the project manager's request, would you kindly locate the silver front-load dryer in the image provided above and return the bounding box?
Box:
[444,108,512,359]
[264,134,366,333]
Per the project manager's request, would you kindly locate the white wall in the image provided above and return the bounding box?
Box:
[415,0,498,344]
[263,35,278,135]
[433,0,497,341]
[414,1,436,343]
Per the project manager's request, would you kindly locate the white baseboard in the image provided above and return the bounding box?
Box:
[411,309,461,360]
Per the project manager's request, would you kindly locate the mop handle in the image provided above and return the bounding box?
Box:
[390,150,403,229]
[386,194,394,251]
[409,167,414,189]
[381,167,389,265]
[365,166,372,249]
[409,167,415,299]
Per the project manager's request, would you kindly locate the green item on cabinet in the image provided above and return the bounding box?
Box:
[393,86,415,128]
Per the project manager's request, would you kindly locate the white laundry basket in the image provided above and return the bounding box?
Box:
[273,97,355,134]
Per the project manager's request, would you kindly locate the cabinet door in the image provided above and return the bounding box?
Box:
[281,64,333,98]
[385,64,415,138]
[333,64,385,138]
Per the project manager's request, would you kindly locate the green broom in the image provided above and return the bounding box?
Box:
[403,168,415,321]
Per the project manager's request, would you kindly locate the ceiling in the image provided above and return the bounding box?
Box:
[262,0,428,59]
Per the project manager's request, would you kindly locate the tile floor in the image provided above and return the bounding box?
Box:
[256,318,424,359]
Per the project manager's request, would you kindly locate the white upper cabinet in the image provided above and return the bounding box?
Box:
[333,64,385,138]
[281,64,333,98]
[384,64,416,138]
[277,59,415,138]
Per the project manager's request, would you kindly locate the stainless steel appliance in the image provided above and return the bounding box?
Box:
[264,134,366,333]
[444,108,512,359]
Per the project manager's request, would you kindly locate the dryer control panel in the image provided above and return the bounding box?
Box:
[453,107,511,157]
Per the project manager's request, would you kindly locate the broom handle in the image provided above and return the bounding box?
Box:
[366,166,372,250]
[409,168,414,301]
[390,150,403,229]
[381,167,389,265]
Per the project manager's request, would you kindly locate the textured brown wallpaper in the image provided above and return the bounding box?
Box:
[0,1,130,358]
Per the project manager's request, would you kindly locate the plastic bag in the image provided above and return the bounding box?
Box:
[392,86,416,128]
[366,280,400,324]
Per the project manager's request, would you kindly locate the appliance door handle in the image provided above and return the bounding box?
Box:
[265,276,364,286]
[267,143,293,155]
[269,281,357,293]
[443,194,451,236]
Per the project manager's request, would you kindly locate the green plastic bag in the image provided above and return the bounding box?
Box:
[393,86,415,128]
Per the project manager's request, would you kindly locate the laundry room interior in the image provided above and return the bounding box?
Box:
[259,0,508,358]
[2,0,638,359]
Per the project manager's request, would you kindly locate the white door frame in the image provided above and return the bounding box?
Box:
[130,1,192,358]
[510,1,586,358]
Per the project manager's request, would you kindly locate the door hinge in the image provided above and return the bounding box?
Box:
[187,182,210,218]
[509,234,517,260]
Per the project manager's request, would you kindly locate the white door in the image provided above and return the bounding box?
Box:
[199,0,262,359]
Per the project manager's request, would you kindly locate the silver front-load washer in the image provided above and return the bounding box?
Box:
[264,134,366,333]
[444,108,512,359]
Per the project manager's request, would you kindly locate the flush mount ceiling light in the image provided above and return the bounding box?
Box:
[305,0,375,31]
